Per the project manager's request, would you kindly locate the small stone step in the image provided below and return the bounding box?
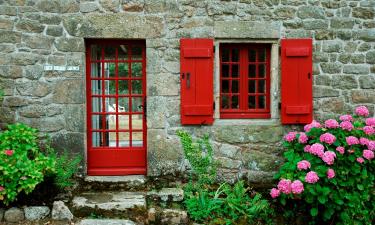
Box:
[147,188,184,202]
[79,219,136,225]
[81,176,146,191]
[72,191,147,221]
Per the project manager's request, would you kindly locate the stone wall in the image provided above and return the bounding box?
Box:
[0,0,374,185]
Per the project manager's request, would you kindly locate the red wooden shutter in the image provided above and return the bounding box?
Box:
[180,38,214,125]
[281,39,313,124]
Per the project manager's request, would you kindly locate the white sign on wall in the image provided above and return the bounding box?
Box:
[44,65,80,71]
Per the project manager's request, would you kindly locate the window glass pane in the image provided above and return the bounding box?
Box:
[259,64,266,78]
[248,96,256,109]
[106,98,117,112]
[105,63,116,78]
[221,48,230,62]
[131,62,142,77]
[132,80,142,94]
[231,95,239,109]
[222,80,229,93]
[248,64,256,78]
[232,65,239,78]
[249,49,256,62]
[119,80,129,95]
[107,114,116,130]
[106,80,116,95]
[118,45,128,60]
[131,46,142,60]
[108,132,116,147]
[232,80,239,93]
[91,63,102,78]
[248,80,256,93]
[222,64,229,78]
[118,132,130,147]
[91,97,102,112]
[221,95,229,109]
[132,115,143,130]
[118,63,129,77]
[132,97,143,112]
[92,132,103,147]
[132,132,143,147]
[259,96,266,109]
[258,48,266,62]
[92,115,101,130]
[232,49,239,62]
[91,80,101,95]
[91,45,101,60]
[118,115,129,130]
[104,46,116,60]
[258,80,265,93]
[118,98,129,112]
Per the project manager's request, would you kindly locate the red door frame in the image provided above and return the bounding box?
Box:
[85,39,147,175]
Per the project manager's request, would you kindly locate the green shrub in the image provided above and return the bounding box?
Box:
[0,123,55,205]
[177,130,274,225]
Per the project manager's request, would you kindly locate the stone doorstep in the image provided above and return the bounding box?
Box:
[81,176,147,192]
[79,219,136,225]
[84,176,146,184]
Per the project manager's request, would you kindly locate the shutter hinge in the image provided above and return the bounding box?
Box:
[278,102,281,110]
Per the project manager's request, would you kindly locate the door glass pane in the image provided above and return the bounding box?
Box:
[131,46,142,60]
[232,49,239,62]
[105,98,117,112]
[231,95,239,109]
[259,64,266,78]
[107,114,116,130]
[118,63,129,77]
[118,98,129,112]
[221,95,229,109]
[258,48,266,62]
[104,46,116,60]
[97,132,109,147]
[92,115,101,130]
[108,132,116,147]
[259,96,266,109]
[232,65,239,78]
[118,115,129,130]
[132,80,142,94]
[91,80,101,94]
[119,80,129,95]
[132,115,143,130]
[132,132,143,147]
[222,80,229,93]
[90,45,101,60]
[91,63,102,78]
[258,80,266,93]
[118,45,128,60]
[132,97,143,112]
[248,64,256,78]
[107,80,116,95]
[118,132,130,147]
[105,63,116,78]
[248,80,256,93]
[248,96,256,109]
[222,64,229,77]
[221,48,229,62]
[249,49,256,62]
[91,97,102,112]
[131,63,142,77]
[232,80,239,93]
[92,132,102,147]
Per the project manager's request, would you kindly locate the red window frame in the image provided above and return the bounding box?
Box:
[220,44,271,119]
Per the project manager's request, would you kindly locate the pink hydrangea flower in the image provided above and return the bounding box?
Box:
[327,168,335,179]
[360,138,369,146]
[357,157,364,164]
[320,133,336,145]
[4,150,13,156]
[0,186,4,192]
[284,132,297,142]
[363,126,374,135]
[339,114,353,122]
[277,179,292,194]
[297,160,311,170]
[298,132,308,144]
[305,171,319,184]
[368,141,375,151]
[346,136,359,145]
[322,151,336,165]
[270,188,280,198]
[291,180,304,194]
[340,121,354,131]
[304,120,322,132]
[336,146,345,155]
[310,143,325,157]
[365,118,375,126]
[355,106,369,117]
[363,150,374,160]
[304,145,311,153]
[325,119,339,129]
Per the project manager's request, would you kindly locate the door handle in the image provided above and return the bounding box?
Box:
[186,72,190,89]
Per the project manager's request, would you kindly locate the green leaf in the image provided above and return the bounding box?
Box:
[357,184,364,191]
[318,195,327,204]
[310,208,318,217]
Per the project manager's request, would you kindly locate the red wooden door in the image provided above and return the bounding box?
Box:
[86,39,147,175]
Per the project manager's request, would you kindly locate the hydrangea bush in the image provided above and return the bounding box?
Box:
[272,106,374,225]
